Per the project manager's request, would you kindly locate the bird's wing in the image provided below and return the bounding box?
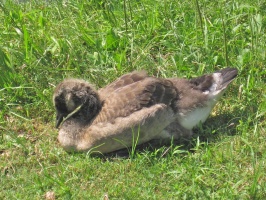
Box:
[94,77,178,124]
[167,67,238,112]
[98,71,148,100]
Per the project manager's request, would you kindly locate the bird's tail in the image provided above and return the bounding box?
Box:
[189,67,238,94]
[214,68,238,90]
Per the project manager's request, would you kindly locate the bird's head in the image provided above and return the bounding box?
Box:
[53,79,102,128]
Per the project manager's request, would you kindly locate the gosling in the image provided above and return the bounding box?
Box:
[53,68,238,153]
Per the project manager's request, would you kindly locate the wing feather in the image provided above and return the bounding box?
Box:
[99,71,148,100]
[93,77,178,124]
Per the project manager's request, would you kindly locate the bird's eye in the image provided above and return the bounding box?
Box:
[55,96,68,113]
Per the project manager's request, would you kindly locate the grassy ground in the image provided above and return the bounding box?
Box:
[0,0,266,199]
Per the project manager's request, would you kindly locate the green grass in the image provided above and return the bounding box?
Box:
[1,0,266,199]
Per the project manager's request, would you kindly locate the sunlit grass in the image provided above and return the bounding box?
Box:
[0,0,266,199]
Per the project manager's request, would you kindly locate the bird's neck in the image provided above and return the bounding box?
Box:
[76,98,103,125]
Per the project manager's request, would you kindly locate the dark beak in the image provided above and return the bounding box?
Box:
[55,112,65,128]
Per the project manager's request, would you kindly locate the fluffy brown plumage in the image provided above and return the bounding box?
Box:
[53,68,238,153]
[53,72,178,153]
[158,68,238,139]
